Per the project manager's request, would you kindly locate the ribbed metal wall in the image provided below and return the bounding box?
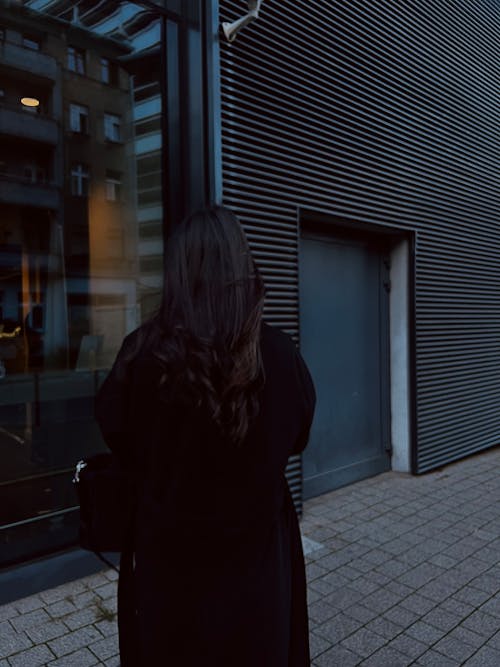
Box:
[219,0,500,475]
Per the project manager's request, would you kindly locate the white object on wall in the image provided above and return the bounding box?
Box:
[222,0,264,42]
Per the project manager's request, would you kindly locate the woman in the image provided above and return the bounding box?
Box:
[95,206,316,666]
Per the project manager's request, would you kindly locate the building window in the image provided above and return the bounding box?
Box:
[101,57,110,83]
[22,35,40,51]
[105,171,122,201]
[0,161,7,176]
[69,103,89,133]
[70,164,89,196]
[101,58,118,85]
[135,117,161,137]
[0,28,5,42]
[104,113,121,142]
[67,46,85,75]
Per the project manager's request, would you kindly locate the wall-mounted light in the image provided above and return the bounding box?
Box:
[21,97,40,108]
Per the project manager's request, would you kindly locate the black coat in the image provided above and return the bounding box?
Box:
[95,321,316,666]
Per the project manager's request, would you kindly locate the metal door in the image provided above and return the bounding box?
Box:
[300,233,391,499]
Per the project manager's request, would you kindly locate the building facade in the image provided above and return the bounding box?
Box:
[218,0,500,498]
[0,0,499,594]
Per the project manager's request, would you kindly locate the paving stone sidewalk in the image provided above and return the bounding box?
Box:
[1,446,499,666]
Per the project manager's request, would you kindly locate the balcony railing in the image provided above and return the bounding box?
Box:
[0,174,60,210]
[0,40,58,81]
[0,105,59,145]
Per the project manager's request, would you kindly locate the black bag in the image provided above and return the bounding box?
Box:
[73,453,135,568]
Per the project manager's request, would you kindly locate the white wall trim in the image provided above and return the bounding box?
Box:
[390,239,411,472]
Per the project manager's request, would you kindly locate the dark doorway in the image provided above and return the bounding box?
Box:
[300,230,391,498]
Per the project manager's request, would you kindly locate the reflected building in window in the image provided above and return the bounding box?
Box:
[0,1,165,374]
[0,11,64,375]
[54,0,165,361]
[0,1,165,567]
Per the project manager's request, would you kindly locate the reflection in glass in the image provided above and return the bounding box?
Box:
[0,0,165,565]
[67,46,85,75]
[69,104,89,134]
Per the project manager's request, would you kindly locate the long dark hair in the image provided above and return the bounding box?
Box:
[152,205,266,445]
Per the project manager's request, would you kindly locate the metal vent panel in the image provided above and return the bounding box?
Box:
[219,0,500,480]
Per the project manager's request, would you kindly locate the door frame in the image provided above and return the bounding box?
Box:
[298,209,418,482]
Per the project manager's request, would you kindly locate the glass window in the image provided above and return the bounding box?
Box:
[104,113,121,142]
[105,170,122,201]
[0,0,166,567]
[67,46,85,75]
[134,81,161,102]
[70,164,89,196]
[100,57,110,83]
[69,103,89,133]
[135,117,161,136]
[22,35,40,51]
[101,57,118,86]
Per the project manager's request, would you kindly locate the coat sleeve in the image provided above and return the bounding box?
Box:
[291,347,316,456]
[95,334,135,457]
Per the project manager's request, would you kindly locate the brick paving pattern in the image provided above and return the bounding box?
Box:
[0,446,499,666]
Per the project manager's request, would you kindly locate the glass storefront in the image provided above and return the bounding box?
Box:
[0,1,169,566]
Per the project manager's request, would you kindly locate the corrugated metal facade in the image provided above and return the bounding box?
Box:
[219,0,500,476]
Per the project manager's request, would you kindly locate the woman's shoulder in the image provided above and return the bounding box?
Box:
[117,319,158,360]
[128,318,157,338]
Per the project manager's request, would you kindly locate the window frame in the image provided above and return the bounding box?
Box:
[70,163,90,197]
[69,103,90,134]
[22,35,40,51]
[100,57,110,84]
[103,112,122,142]
[105,171,122,202]
[67,46,86,75]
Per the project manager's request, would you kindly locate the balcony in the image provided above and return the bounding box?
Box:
[0,41,58,81]
[0,175,60,210]
[0,106,58,145]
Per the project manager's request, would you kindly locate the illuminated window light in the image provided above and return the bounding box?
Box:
[21,97,40,108]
